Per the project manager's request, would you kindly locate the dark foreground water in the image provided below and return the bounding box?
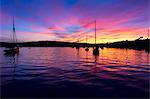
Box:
[0,47,149,98]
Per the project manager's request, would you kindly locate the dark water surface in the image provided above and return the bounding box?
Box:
[0,47,149,98]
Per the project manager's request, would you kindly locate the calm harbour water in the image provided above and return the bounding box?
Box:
[0,47,149,98]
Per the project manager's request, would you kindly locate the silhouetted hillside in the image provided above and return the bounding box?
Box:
[0,41,96,47]
[0,39,149,52]
[105,39,149,52]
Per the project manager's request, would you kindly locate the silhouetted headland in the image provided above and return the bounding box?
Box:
[105,38,149,52]
[0,38,149,52]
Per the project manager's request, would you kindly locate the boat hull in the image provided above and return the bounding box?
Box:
[4,48,19,55]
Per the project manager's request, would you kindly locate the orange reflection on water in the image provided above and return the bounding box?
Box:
[77,47,149,72]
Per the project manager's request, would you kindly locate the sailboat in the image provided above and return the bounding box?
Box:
[85,34,89,51]
[75,34,80,49]
[93,20,99,55]
[4,18,19,55]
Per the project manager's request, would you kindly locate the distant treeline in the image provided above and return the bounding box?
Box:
[0,39,149,52]
[0,41,95,47]
[105,39,149,50]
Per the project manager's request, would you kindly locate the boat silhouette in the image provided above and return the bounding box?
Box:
[85,32,89,51]
[4,18,19,55]
[92,20,99,55]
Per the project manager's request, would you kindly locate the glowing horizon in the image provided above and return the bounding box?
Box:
[0,0,149,43]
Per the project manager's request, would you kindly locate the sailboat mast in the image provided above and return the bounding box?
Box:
[95,20,96,44]
[13,18,16,43]
[12,17,17,44]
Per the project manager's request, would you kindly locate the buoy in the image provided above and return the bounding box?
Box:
[85,47,89,51]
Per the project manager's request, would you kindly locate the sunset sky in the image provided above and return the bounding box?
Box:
[0,0,149,43]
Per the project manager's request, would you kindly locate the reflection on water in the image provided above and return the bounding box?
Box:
[0,47,149,98]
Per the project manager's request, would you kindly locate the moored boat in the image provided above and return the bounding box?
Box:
[4,18,19,55]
